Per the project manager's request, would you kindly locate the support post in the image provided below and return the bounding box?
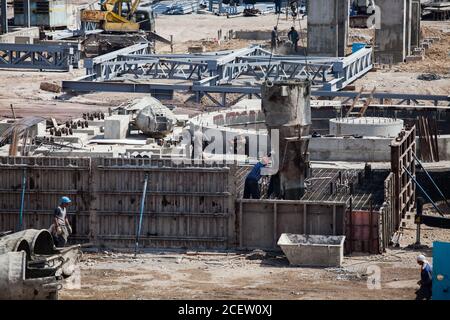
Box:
[1,0,7,34]
[24,0,31,28]
[415,197,423,245]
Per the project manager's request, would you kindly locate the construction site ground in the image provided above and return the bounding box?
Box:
[60,211,450,300]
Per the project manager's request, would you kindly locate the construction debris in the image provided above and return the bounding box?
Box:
[40,81,62,93]
[417,73,442,81]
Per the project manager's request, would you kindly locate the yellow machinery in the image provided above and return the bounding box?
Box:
[81,0,142,32]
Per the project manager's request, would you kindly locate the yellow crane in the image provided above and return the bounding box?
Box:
[81,0,143,32]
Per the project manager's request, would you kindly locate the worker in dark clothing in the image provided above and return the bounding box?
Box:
[287,27,299,53]
[416,254,433,300]
[271,26,279,51]
[243,157,270,199]
[274,0,282,14]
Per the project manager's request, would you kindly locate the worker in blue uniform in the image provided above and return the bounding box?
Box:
[243,156,270,199]
[416,254,433,300]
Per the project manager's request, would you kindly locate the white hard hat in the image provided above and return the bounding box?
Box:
[417,254,426,262]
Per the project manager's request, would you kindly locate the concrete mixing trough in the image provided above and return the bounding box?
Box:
[277,233,345,267]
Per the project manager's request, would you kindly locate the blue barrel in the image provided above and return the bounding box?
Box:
[352,43,366,53]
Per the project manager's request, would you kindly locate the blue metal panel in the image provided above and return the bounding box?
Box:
[432,241,450,300]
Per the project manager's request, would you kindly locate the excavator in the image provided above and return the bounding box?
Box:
[80,0,170,56]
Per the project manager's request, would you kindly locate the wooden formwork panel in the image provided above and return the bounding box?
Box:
[0,156,236,249]
[237,199,346,250]
[390,126,416,228]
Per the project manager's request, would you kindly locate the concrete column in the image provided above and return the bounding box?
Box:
[1,0,7,35]
[261,80,311,200]
[337,0,349,57]
[23,0,31,28]
[374,0,408,64]
[405,0,412,56]
[410,0,421,49]
[307,0,348,57]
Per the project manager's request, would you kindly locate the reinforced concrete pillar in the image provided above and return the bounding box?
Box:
[261,80,311,200]
[24,0,31,28]
[411,0,421,49]
[1,0,7,35]
[405,0,412,56]
[307,0,349,57]
[374,0,408,64]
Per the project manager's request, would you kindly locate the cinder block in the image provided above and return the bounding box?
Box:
[15,36,33,44]
[406,55,423,62]
[104,115,130,139]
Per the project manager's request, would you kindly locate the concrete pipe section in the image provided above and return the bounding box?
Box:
[0,229,82,299]
[329,117,404,137]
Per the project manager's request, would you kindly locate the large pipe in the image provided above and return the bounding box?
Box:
[0,229,55,258]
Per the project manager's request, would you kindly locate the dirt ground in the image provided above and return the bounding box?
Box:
[59,213,450,300]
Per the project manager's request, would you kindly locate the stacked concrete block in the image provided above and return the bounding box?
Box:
[307,0,349,57]
[104,115,130,139]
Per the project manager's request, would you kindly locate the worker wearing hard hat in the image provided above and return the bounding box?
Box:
[416,254,433,300]
[49,196,73,247]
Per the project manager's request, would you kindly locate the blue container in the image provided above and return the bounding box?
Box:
[352,43,366,53]
[432,241,450,300]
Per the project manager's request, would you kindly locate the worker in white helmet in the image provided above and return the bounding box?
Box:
[415,254,433,300]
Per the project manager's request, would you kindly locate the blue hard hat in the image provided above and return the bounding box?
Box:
[60,196,72,204]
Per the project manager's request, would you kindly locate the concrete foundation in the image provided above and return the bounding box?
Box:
[104,115,130,139]
[375,0,409,64]
[329,117,404,137]
[278,233,345,267]
[307,0,349,57]
[309,136,392,162]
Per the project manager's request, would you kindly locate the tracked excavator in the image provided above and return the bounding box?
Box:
[80,0,170,56]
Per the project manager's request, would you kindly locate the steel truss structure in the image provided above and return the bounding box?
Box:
[0,42,81,71]
[63,43,450,107]
[82,44,373,92]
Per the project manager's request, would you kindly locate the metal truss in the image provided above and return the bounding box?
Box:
[84,44,373,91]
[84,42,151,78]
[62,44,450,107]
[0,43,81,71]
